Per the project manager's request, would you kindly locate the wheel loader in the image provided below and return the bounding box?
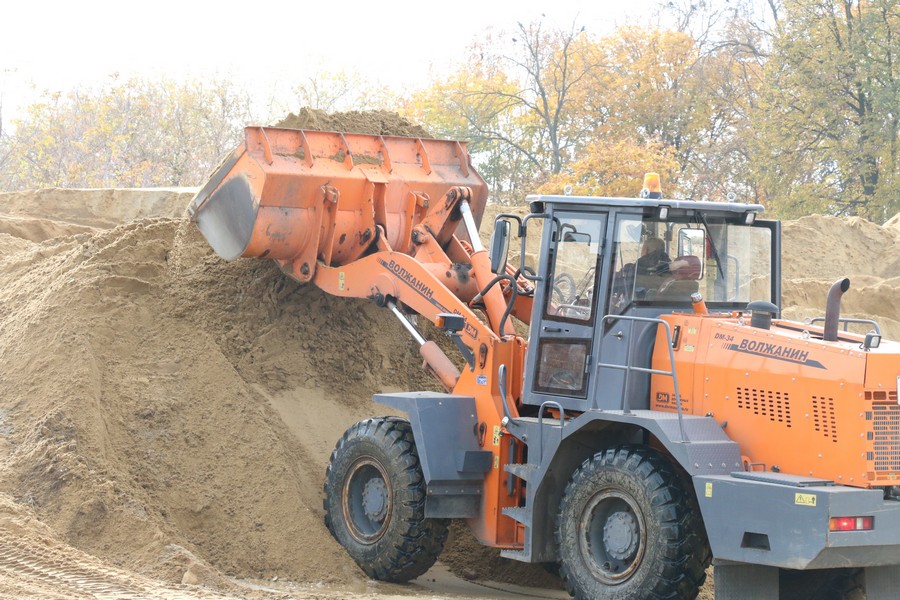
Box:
[189,126,900,599]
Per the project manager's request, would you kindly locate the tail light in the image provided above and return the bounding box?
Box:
[829,516,874,532]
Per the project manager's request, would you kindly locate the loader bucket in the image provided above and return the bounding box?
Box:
[188,127,488,282]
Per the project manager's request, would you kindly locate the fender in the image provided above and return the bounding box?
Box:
[374,391,492,519]
[502,410,744,563]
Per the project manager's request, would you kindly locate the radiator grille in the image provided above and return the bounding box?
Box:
[867,404,900,473]
[736,388,792,427]
[811,396,837,442]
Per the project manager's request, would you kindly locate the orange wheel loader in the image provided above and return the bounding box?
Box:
[190,127,900,600]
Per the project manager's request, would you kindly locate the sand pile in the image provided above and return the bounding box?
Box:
[0,188,194,229]
[782,214,900,279]
[781,214,900,340]
[275,108,431,138]
[0,491,255,599]
[0,203,447,587]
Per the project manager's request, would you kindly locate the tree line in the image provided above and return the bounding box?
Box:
[0,0,896,222]
[402,0,898,222]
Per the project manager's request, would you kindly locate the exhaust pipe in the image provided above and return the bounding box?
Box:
[823,278,850,342]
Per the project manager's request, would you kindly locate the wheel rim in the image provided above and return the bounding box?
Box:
[342,457,393,544]
[579,489,646,584]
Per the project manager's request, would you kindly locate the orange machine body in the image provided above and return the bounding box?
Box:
[651,313,900,488]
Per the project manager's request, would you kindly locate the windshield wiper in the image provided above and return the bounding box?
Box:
[697,213,726,280]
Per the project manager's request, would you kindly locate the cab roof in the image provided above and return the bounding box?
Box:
[527,194,765,217]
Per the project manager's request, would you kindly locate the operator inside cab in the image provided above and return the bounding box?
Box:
[635,237,671,277]
[614,235,672,305]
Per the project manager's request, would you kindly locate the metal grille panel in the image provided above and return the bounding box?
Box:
[811,396,837,442]
[736,388,792,427]
[868,404,900,474]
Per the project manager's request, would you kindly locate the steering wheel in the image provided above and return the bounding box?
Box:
[551,272,577,305]
[547,370,578,390]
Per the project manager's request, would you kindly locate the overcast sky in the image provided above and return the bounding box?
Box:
[1,0,659,126]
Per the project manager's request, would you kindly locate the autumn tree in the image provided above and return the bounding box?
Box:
[403,58,542,203]
[0,114,10,178]
[585,28,705,189]
[404,19,602,203]
[540,138,680,198]
[0,76,254,190]
[540,23,755,201]
[0,70,13,177]
[753,0,899,220]
[286,69,397,113]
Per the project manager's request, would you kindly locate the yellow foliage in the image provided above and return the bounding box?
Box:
[540,139,680,198]
[2,77,252,189]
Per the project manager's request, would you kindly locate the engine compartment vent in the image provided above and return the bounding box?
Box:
[811,396,837,442]
[867,404,900,474]
[736,388,792,427]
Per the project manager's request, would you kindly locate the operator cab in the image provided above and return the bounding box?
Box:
[493,194,780,415]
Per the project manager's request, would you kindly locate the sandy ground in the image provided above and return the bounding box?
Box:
[0,485,567,600]
[0,183,897,599]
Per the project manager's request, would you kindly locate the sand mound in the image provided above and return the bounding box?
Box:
[0,211,442,587]
[0,232,36,256]
[779,212,900,340]
[885,212,900,234]
[0,213,97,243]
[0,188,195,229]
[0,492,254,598]
[782,214,900,279]
[275,108,431,138]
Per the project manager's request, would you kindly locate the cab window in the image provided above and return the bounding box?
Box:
[543,214,606,323]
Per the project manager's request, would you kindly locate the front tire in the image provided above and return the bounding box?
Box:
[556,446,710,600]
[324,417,448,582]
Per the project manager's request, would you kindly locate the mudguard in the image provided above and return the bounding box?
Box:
[374,391,492,518]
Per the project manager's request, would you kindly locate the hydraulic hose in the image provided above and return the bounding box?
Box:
[472,273,518,338]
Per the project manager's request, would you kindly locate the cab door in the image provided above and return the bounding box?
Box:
[523,211,607,412]
[594,211,676,411]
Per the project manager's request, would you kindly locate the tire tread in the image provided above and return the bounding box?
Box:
[324,417,448,583]
[556,445,710,600]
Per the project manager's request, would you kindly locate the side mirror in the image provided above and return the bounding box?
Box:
[490,219,511,274]
[677,227,706,258]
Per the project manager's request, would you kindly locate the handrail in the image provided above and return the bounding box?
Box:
[597,314,687,443]
[806,316,881,336]
[498,364,513,424]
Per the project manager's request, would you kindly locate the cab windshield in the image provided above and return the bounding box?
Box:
[609,214,772,314]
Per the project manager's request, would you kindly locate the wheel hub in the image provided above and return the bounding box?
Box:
[602,510,639,561]
[362,477,388,522]
[580,489,646,584]
[342,458,393,544]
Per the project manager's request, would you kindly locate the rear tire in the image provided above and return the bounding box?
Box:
[324,417,448,582]
[556,446,710,600]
